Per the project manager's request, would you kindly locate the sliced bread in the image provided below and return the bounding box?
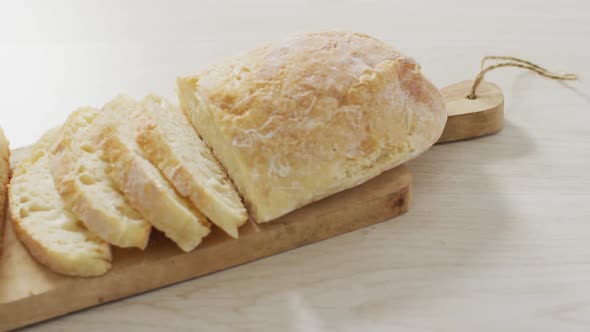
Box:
[9,128,112,277]
[97,95,211,252]
[50,108,151,249]
[133,95,247,239]
[0,128,9,253]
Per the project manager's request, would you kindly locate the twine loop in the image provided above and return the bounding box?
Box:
[467,56,578,99]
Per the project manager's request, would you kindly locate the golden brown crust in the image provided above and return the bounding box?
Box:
[0,128,9,253]
[179,31,447,222]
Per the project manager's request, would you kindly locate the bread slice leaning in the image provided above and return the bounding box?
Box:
[50,108,151,249]
[133,95,248,239]
[97,95,211,252]
[9,128,112,277]
[0,128,9,253]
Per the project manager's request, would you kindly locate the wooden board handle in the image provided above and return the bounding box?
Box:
[437,80,504,144]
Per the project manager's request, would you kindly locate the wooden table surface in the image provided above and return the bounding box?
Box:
[1,1,589,331]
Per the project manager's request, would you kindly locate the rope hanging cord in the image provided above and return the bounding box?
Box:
[467,56,578,100]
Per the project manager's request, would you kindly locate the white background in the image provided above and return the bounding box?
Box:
[2,1,590,331]
[1,0,588,147]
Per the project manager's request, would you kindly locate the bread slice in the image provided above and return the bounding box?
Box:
[97,95,211,252]
[133,95,247,239]
[50,108,151,249]
[0,128,9,253]
[9,128,112,277]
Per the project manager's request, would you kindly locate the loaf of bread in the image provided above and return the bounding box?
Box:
[133,95,248,238]
[4,31,445,276]
[9,128,112,277]
[50,108,151,249]
[98,95,211,252]
[178,31,447,222]
[0,128,9,253]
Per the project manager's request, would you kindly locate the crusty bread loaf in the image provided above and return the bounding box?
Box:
[133,95,247,239]
[0,128,9,253]
[178,31,447,222]
[9,128,112,277]
[97,95,211,252]
[50,108,151,249]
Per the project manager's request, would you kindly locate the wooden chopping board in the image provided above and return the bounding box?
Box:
[0,80,503,330]
[0,156,411,331]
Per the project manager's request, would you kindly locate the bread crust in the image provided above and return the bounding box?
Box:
[0,128,9,253]
[179,31,447,222]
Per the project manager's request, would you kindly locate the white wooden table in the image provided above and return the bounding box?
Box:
[1,1,589,331]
